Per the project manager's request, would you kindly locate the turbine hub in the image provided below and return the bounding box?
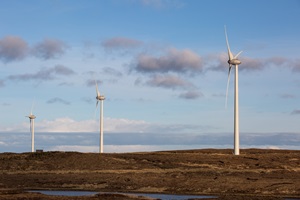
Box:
[29,115,36,119]
[228,59,241,65]
[96,95,105,101]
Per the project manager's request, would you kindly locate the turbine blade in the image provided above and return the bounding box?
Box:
[94,101,99,119]
[30,119,32,133]
[95,80,100,97]
[224,26,233,60]
[225,66,232,109]
[30,101,34,115]
[234,50,243,59]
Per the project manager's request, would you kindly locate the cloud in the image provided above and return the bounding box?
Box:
[207,54,291,72]
[86,79,103,87]
[11,117,149,133]
[137,0,184,9]
[0,80,5,87]
[32,38,68,60]
[134,48,203,74]
[241,57,266,71]
[102,67,123,77]
[1,131,300,153]
[46,97,71,105]
[145,74,195,90]
[102,37,142,51]
[291,109,300,115]
[291,59,300,72]
[0,36,29,62]
[208,53,266,72]
[7,65,75,81]
[37,118,95,132]
[1,116,206,134]
[280,94,296,99]
[179,90,203,100]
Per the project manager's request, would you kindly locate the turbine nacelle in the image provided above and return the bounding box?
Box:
[27,114,36,120]
[96,95,105,101]
[95,80,105,101]
[228,59,241,66]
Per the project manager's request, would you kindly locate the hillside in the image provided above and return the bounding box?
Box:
[0,149,299,199]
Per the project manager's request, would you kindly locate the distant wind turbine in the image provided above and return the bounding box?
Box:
[224,26,242,155]
[26,104,36,153]
[95,80,105,153]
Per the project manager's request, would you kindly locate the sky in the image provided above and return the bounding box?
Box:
[0,0,300,153]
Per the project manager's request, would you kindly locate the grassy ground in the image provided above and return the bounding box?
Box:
[0,149,299,199]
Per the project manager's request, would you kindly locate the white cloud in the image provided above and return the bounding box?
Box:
[48,145,97,153]
[0,117,205,134]
[1,117,150,133]
[36,118,97,132]
[46,145,202,153]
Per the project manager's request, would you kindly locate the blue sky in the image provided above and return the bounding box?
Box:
[0,0,300,153]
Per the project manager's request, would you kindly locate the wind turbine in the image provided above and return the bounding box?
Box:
[224,26,242,155]
[95,80,105,153]
[26,104,36,153]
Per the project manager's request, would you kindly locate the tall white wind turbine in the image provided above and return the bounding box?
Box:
[95,80,105,153]
[26,104,36,153]
[224,26,242,155]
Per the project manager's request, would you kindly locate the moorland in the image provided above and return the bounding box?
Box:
[0,149,299,199]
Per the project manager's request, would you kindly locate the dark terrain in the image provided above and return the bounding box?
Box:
[0,149,299,199]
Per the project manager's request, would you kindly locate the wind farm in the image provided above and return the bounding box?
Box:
[0,1,300,199]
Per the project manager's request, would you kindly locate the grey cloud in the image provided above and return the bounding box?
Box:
[267,57,288,66]
[102,67,123,77]
[291,59,300,72]
[209,54,266,72]
[0,80,5,87]
[58,82,74,87]
[179,91,203,100]
[8,65,75,81]
[102,37,142,50]
[0,36,28,62]
[138,0,184,9]
[134,48,203,74]
[209,54,293,73]
[47,97,70,105]
[291,109,300,115]
[32,39,68,60]
[86,79,103,87]
[241,57,265,71]
[280,94,296,99]
[146,74,195,90]
[82,97,93,104]
[53,65,75,75]
[134,77,143,86]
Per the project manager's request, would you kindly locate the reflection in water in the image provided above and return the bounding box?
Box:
[29,190,217,199]
[29,190,98,197]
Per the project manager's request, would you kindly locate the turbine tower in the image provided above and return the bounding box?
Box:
[225,26,242,155]
[95,80,105,153]
[26,106,36,153]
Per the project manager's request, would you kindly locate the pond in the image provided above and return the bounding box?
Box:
[28,190,217,199]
